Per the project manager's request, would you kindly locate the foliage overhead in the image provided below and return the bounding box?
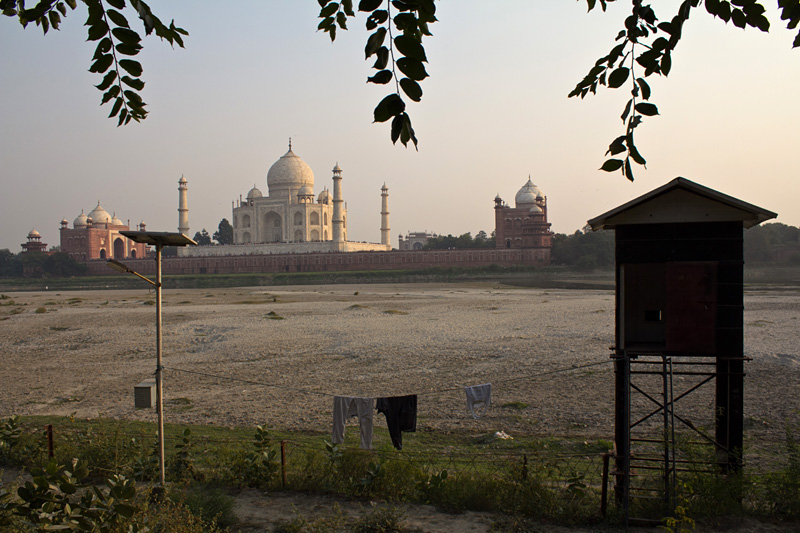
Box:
[316,0,437,150]
[571,0,800,181]
[7,0,800,175]
[2,0,187,126]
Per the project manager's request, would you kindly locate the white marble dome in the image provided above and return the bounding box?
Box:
[267,147,314,198]
[318,189,331,203]
[515,178,543,207]
[298,184,314,196]
[28,229,40,238]
[111,213,124,225]
[247,185,263,199]
[88,202,111,224]
[74,210,88,228]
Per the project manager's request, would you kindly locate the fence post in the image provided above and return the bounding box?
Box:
[601,452,610,516]
[46,424,54,458]
[280,440,287,488]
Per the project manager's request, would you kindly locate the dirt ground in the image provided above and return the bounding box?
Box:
[1,282,799,531]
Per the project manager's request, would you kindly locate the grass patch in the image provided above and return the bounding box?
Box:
[348,304,370,310]
[502,401,529,410]
[265,311,285,320]
[49,326,70,331]
[34,306,47,314]
[383,309,408,315]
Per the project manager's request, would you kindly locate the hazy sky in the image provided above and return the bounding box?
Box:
[2,1,798,252]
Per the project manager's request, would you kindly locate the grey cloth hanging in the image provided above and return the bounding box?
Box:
[464,383,491,419]
[331,396,374,449]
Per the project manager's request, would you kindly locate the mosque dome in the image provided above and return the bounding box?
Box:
[267,144,314,198]
[74,210,88,228]
[61,218,69,225]
[318,189,331,203]
[246,185,263,200]
[515,178,543,207]
[88,202,111,224]
[529,204,543,214]
[298,184,314,197]
[111,213,124,226]
[28,229,40,238]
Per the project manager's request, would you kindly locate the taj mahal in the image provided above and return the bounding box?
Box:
[178,141,392,258]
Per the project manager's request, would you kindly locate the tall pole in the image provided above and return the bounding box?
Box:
[155,243,165,487]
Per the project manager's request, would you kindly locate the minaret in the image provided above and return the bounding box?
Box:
[178,176,189,236]
[332,163,344,243]
[380,183,390,246]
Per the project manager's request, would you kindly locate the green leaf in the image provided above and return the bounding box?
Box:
[620,99,632,122]
[396,57,428,80]
[101,85,121,104]
[391,113,403,143]
[606,135,627,156]
[89,54,114,73]
[373,47,389,69]
[399,77,422,101]
[107,0,125,8]
[607,67,629,88]
[95,70,117,91]
[624,157,634,181]
[86,21,109,41]
[109,97,123,118]
[634,102,659,116]
[112,27,142,45]
[731,8,746,28]
[106,8,129,29]
[394,35,427,62]
[367,70,393,84]
[600,159,624,172]
[373,93,405,123]
[115,503,138,519]
[122,76,145,90]
[636,77,651,100]
[661,52,672,75]
[115,42,142,56]
[359,0,382,12]
[320,2,339,18]
[336,11,348,29]
[365,27,386,58]
[629,143,646,165]
[119,59,142,77]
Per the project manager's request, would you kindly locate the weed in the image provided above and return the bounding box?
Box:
[266,311,285,319]
[352,505,407,533]
[49,326,70,331]
[383,309,408,315]
[34,306,47,314]
[183,485,237,530]
[502,402,529,410]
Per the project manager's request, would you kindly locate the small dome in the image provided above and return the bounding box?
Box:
[178,176,187,184]
[298,184,314,196]
[111,213,124,225]
[61,218,68,225]
[74,210,88,228]
[529,204,543,214]
[88,202,111,224]
[28,229,40,238]
[515,178,543,207]
[318,189,331,203]
[246,185,263,200]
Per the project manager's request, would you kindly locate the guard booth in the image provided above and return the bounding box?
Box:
[587,177,775,524]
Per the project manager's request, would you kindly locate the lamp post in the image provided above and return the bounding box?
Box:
[107,231,195,488]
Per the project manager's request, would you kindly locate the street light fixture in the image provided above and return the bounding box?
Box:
[107,231,196,488]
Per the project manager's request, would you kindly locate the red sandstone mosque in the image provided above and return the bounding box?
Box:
[57,202,148,261]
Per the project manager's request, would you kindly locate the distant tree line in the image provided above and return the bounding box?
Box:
[422,231,495,250]
[0,250,87,278]
[744,223,800,265]
[550,222,800,269]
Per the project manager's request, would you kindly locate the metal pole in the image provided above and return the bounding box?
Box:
[156,243,165,487]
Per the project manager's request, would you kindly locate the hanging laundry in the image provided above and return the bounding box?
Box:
[376,395,417,450]
[332,396,374,449]
[464,383,492,419]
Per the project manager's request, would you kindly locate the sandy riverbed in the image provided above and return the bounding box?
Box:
[1,283,798,455]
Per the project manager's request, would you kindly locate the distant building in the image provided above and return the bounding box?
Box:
[59,202,148,261]
[179,141,391,258]
[494,177,553,251]
[398,231,438,250]
[21,229,49,254]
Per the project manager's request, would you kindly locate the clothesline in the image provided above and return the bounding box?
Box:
[163,359,612,399]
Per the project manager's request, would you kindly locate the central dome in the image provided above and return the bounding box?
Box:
[267,146,314,199]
